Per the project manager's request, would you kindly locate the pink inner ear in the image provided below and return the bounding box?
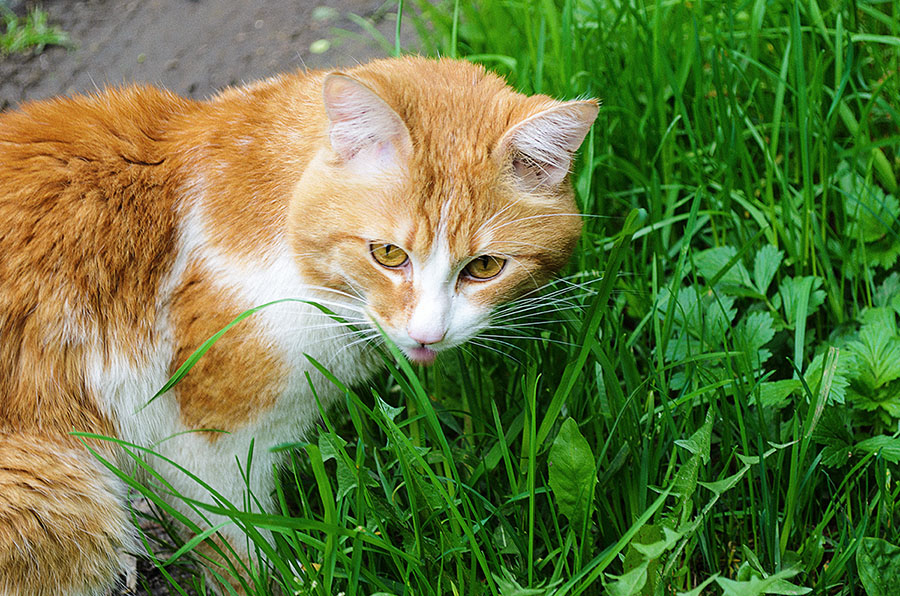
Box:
[502,100,599,188]
[322,74,412,168]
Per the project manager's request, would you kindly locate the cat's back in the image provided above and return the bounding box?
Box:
[0,86,197,429]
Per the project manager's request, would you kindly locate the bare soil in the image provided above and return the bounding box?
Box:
[1,0,407,108]
[0,0,409,593]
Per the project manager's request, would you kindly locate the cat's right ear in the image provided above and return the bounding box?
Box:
[322,74,412,171]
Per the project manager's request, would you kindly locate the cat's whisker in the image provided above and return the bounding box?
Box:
[466,339,524,365]
[478,212,584,238]
[325,331,384,365]
[478,332,579,349]
[493,295,588,320]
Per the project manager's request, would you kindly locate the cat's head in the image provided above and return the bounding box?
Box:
[288,58,597,364]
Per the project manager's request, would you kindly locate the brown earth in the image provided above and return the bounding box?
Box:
[0,0,413,593]
[1,0,410,108]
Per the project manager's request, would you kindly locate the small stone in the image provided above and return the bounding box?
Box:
[309,39,330,54]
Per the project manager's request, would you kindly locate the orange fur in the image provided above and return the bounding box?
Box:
[0,57,596,594]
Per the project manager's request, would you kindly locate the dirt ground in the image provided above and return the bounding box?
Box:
[1,0,410,109]
[0,0,411,593]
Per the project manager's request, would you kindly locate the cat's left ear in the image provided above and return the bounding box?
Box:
[322,74,412,171]
[498,99,599,189]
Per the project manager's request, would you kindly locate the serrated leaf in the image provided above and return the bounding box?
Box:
[839,161,900,244]
[857,537,900,596]
[735,311,776,366]
[855,237,900,270]
[715,566,811,595]
[674,408,714,464]
[376,396,404,422]
[677,574,720,596]
[753,245,784,295]
[549,418,597,527]
[694,246,753,288]
[492,567,556,595]
[698,465,749,496]
[804,351,852,405]
[855,435,900,463]
[756,380,801,409]
[779,276,826,326]
[847,322,900,389]
[318,432,347,463]
[875,272,900,313]
[632,526,683,559]
[607,564,649,596]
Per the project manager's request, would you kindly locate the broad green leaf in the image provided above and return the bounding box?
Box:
[855,435,900,464]
[804,351,851,405]
[847,322,900,389]
[735,311,776,366]
[318,433,358,500]
[693,246,753,288]
[753,244,784,295]
[757,380,801,409]
[376,396,404,422]
[606,564,648,596]
[777,276,825,326]
[857,537,900,596]
[549,418,597,527]
[674,407,714,464]
[838,161,900,244]
[698,465,749,496]
[677,574,720,596]
[874,272,900,312]
[492,567,558,595]
[716,565,811,595]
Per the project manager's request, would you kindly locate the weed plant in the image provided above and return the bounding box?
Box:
[0,4,69,56]
[131,1,900,594]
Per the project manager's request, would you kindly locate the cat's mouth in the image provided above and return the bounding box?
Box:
[407,345,438,365]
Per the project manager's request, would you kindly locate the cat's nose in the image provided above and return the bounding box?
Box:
[408,325,446,346]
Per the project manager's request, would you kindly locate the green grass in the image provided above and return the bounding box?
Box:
[0,5,69,56]
[140,0,900,594]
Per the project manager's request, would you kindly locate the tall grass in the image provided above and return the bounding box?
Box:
[143,1,900,594]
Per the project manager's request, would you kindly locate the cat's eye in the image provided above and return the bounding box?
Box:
[463,255,506,280]
[370,243,409,268]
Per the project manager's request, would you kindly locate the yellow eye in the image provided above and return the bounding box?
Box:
[464,255,506,280]
[370,243,409,268]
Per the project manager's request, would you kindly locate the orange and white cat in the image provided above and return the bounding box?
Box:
[0,56,596,594]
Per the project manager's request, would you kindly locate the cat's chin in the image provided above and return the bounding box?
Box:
[406,346,438,365]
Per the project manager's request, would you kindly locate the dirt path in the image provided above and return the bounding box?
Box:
[1,1,411,593]
[1,0,408,108]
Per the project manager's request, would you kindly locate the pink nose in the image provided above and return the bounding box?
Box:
[408,326,446,346]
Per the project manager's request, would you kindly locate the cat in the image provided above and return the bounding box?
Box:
[0,56,597,595]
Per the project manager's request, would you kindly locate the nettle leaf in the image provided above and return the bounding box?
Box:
[753,245,784,295]
[804,351,853,405]
[756,379,802,409]
[777,276,825,327]
[857,537,900,596]
[657,286,737,341]
[813,409,855,468]
[855,236,900,270]
[735,312,776,366]
[855,435,900,464]
[846,321,900,389]
[839,161,900,243]
[549,418,597,527]
[874,272,900,315]
[693,246,753,289]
